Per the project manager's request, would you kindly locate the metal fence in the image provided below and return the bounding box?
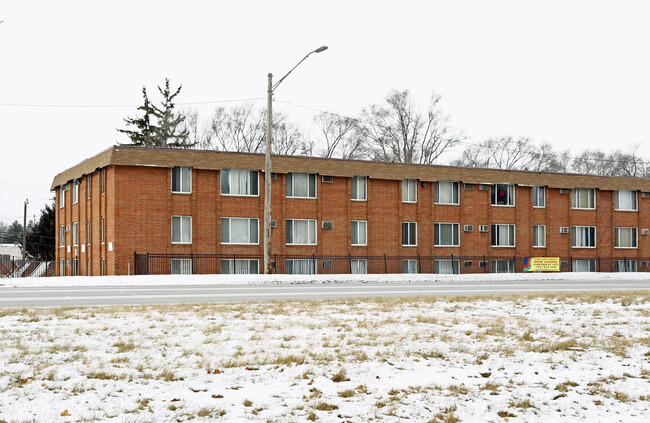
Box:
[133,253,650,275]
[0,258,55,278]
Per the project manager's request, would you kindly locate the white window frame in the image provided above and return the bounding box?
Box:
[59,259,65,276]
[101,258,105,276]
[221,259,260,274]
[87,219,91,245]
[434,181,459,205]
[572,259,596,272]
[171,166,192,194]
[87,258,91,276]
[59,225,65,247]
[220,217,259,245]
[171,215,192,244]
[101,216,105,244]
[434,223,460,247]
[286,259,317,274]
[72,222,79,246]
[60,187,65,208]
[614,227,637,249]
[101,169,105,195]
[402,259,418,274]
[492,259,515,273]
[72,179,79,204]
[614,190,637,211]
[87,174,91,200]
[434,259,460,274]
[402,222,417,246]
[491,224,516,247]
[351,259,367,274]
[533,225,546,248]
[402,179,417,203]
[615,260,637,272]
[533,186,545,208]
[351,176,367,201]
[571,226,596,248]
[351,220,367,246]
[286,173,317,199]
[220,169,259,197]
[571,188,596,210]
[286,219,317,245]
[171,259,192,275]
[492,184,515,206]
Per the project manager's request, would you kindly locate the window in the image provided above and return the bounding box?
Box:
[491,224,515,247]
[87,258,91,276]
[172,166,191,193]
[434,181,459,205]
[286,173,316,198]
[87,219,91,245]
[286,259,316,274]
[402,179,417,203]
[615,260,637,272]
[286,219,317,245]
[101,216,105,244]
[221,259,259,274]
[59,187,65,208]
[72,222,78,246]
[59,225,65,247]
[172,216,192,244]
[533,225,546,247]
[101,169,105,195]
[615,190,637,211]
[351,259,367,274]
[615,227,637,248]
[72,179,79,204]
[351,220,367,246]
[72,258,79,276]
[572,226,596,248]
[402,259,417,274]
[59,259,65,276]
[533,186,545,208]
[572,259,596,272]
[87,175,91,200]
[572,188,595,209]
[221,169,259,196]
[492,184,515,206]
[221,217,259,244]
[351,176,367,201]
[101,259,105,276]
[492,259,515,273]
[434,223,460,247]
[171,259,192,274]
[435,259,460,274]
[402,222,417,246]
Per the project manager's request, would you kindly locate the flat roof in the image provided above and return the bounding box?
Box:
[51,145,650,192]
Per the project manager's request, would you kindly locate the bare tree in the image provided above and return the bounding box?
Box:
[312,113,364,159]
[570,145,648,177]
[359,89,463,164]
[180,109,213,150]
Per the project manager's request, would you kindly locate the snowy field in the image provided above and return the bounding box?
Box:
[0,288,649,422]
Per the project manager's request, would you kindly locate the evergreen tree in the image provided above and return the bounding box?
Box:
[1,221,22,245]
[25,203,55,260]
[118,79,195,148]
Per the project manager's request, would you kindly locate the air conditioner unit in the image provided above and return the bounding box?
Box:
[62,184,70,191]
[270,220,277,228]
[478,225,489,232]
[641,261,648,268]
[464,224,474,232]
[642,192,649,198]
[560,188,570,194]
[560,227,569,234]
[270,173,277,180]
[65,225,70,232]
[464,183,473,190]
[479,184,490,191]
[642,229,649,236]
[321,175,333,183]
[322,221,333,229]
[322,261,332,269]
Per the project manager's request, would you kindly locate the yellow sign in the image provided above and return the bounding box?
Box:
[523,257,560,272]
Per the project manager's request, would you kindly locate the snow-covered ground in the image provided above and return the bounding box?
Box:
[4,271,650,288]
[0,287,648,422]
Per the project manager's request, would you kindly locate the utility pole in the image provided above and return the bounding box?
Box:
[22,199,28,261]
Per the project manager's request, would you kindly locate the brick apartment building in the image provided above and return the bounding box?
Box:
[52,146,650,276]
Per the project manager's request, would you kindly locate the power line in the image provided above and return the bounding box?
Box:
[0,97,264,109]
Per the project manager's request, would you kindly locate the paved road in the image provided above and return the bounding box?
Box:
[1,279,649,308]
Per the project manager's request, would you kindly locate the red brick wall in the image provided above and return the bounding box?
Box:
[54,165,650,275]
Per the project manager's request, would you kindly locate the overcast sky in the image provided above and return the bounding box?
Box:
[1,1,649,226]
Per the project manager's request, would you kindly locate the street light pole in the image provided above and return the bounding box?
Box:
[264,46,328,274]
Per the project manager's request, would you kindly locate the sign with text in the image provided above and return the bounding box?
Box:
[523,257,560,272]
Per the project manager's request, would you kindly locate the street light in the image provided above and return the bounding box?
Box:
[264,46,328,274]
